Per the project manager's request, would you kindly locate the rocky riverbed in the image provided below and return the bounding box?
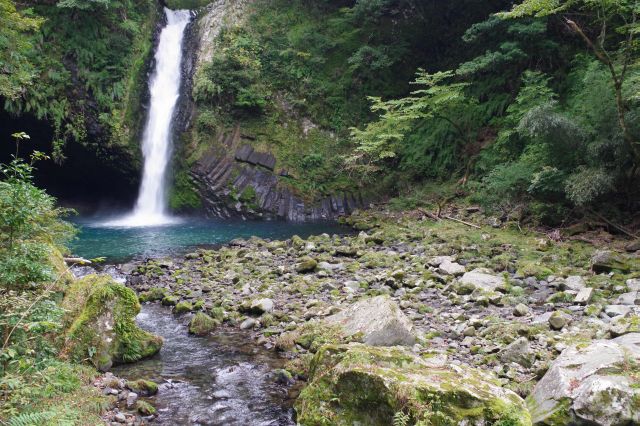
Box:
[104,208,639,425]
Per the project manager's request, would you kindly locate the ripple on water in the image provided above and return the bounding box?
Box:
[113,304,295,426]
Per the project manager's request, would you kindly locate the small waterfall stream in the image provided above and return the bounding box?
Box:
[108,8,191,227]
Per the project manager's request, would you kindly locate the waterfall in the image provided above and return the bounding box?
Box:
[107,8,191,227]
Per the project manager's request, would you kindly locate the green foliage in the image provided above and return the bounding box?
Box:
[0,135,75,289]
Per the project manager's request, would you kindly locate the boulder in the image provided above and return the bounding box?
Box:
[189,312,219,336]
[324,296,416,346]
[458,269,505,292]
[250,298,274,314]
[296,256,318,273]
[609,315,640,337]
[527,333,640,426]
[62,275,162,371]
[296,344,531,426]
[590,250,636,273]
[562,276,586,291]
[438,259,466,276]
[500,337,534,368]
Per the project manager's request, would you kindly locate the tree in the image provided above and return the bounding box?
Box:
[347,70,474,177]
[0,0,43,100]
[500,0,640,173]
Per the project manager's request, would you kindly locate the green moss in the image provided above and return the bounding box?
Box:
[127,379,159,396]
[189,312,220,336]
[169,168,202,212]
[296,344,531,426]
[174,301,194,314]
[136,400,157,415]
[62,275,162,371]
[162,295,180,306]
[138,287,166,302]
[165,0,211,10]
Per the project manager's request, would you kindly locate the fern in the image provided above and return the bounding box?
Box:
[8,411,55,426]
[393,411,411,426]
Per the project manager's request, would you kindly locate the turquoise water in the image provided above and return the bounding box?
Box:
[69,216,347,262]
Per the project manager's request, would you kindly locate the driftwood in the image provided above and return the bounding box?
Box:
[589,210,639,239]
[443,215,481,229]
[64,257,92,265]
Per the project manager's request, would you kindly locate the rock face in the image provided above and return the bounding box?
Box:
[296,344,531,426]
[527,333,640,426]
[190,128,366,221]
[62,275,162,371]
[324,296,416,346]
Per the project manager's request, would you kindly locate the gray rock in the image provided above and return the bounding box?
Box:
[250,298,274,314]
[615,291,639,306]
[458,269,505,292]
[438,259,466,276]
[499,337,534,367]
[513,303,530,317]
[125,392,138,408]
[574,287,593,304]
[317,261,345,271]
[324,295,416,346]
[627,278,640,292]
[463,326,476,337]
[605,305,632,317]
[609,315,640,337]
[549,311,570,330]
[562,275,586,291]
[427,255,454,267]
[240,318,258,330]
[528,333,640,426]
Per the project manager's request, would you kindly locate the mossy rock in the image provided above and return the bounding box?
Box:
[138,287,166,303]
[174,301,194,314]
[295,344,531,426]
[161,295,180,306]
[296,256,318,273]
[136,400,157,416]
[62,275,163,371]
[127,379,159,396]
[189,312,220,336]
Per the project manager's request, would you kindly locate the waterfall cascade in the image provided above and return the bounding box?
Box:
[107,8,191,227]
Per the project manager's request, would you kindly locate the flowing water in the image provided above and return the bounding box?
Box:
[107,8,191,227]
[113,304,296,425]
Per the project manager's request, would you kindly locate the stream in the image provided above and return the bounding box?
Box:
[112,304,296,425]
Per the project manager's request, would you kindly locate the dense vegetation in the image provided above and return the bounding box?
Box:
[2,0,640,222]
[186,0,640,226]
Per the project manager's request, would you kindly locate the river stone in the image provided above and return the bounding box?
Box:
[627,279,640,292]
[427,255,454,267]
[240,318,258,330]
[324,295,416,346]
[615,291,639,305]
[574,287,594,305]
[609,315,640,337]
[527,333,640,426]
[458,269,505,292]
[62,275,162,371]
[499,337,534,368]
[438,259,466,276]
[591,249,634,273]
[513,303,530,317]
[295,256,317,273]
[250,298,274,314]
[605,305,632,317]
[296,344,531,426]
[562,275,586,291]
[549,311,570,330]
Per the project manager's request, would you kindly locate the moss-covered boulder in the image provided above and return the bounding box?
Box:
[527,333,640,426]
[62,275,163,371]
[295,344,531,426]
[189,312,219,336]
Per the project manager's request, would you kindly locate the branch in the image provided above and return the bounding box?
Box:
[565,18,619,84]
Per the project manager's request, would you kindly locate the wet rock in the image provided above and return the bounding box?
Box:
[126,379,158,396]
[126,392,138,408]
[324,295,416,346]
[62,275,162,371]
[528,333,640,426]
[296,344,530,426]
[189,312,219,336]
[136,400,156,416]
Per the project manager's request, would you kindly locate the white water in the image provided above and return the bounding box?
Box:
[106,8,191,227]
